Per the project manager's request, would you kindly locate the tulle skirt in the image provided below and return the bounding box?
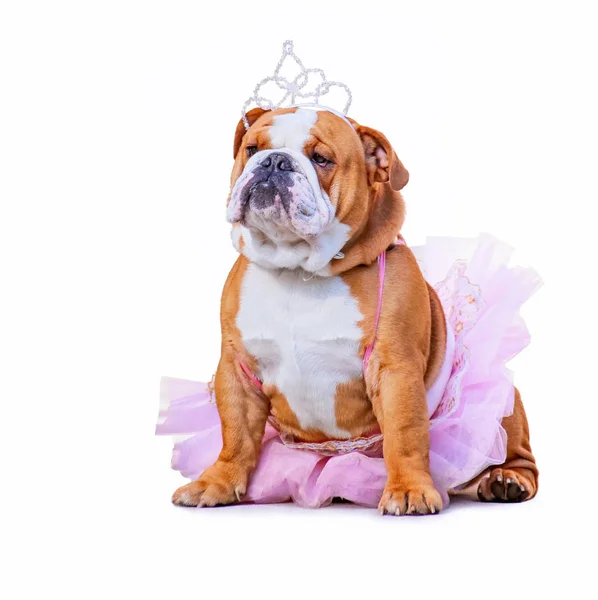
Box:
[156,234,542,508]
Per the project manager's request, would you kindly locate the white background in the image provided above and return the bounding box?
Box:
[2,1,597,598]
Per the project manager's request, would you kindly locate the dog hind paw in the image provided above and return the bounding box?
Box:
[477,468,534,502]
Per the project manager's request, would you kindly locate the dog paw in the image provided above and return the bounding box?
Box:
[172,462,247,507]
[477,468,533,502]
[378,482,443,516]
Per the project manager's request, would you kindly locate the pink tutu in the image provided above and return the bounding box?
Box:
[156,234,542,508]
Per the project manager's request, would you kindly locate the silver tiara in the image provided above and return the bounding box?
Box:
[241,40,353,130]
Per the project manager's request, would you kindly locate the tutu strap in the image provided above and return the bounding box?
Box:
[362,236,405,373]
[362,251,386,373]
[238,358,263,390]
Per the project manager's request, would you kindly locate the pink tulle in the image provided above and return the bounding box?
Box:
[156,234,542,508]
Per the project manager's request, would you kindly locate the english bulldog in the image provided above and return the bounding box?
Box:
[172,107,539,514]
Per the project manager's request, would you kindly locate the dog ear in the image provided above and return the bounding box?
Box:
[233,108,268,159]
[356,125,409,191]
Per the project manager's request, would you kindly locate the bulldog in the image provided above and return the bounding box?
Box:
[172,107,539,514]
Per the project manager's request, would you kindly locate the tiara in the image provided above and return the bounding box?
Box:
[241,40,353,130]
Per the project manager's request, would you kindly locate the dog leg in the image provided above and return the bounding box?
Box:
[373,368,443,516]
[454,387,539,502]
[172,355,269,507]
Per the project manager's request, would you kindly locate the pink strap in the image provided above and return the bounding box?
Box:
[238,358,263,391]
[361,237,404,372]
[362,250,386,374]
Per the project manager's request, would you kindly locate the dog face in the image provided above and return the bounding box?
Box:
[227,107,409,273]
[227,110,335,240]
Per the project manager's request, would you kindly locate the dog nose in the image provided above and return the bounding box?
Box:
[260,152,293,172]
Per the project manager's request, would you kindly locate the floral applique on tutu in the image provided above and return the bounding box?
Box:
[156,234,542,508]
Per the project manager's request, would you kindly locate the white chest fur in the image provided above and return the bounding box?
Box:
[237,264,364,439]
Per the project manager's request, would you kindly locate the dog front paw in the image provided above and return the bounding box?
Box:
[378,482,443,516]
[172,462,247,507]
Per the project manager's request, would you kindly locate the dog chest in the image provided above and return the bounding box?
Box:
[237,263,364,438]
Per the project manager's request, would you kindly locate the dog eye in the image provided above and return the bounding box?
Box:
[312,153,330,166]
[246,145,258,157]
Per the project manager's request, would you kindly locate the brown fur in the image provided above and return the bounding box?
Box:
[172,108,538,513]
